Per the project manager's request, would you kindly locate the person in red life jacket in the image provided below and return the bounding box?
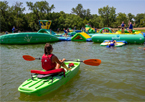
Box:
[41,43,71,71]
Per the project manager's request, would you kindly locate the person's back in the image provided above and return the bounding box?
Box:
[41,54,56,71]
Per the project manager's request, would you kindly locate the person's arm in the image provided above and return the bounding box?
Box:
[128,20,130,26]
[133,22,135,26]
[53,55,71,70]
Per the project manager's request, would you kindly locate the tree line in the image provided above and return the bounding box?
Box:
[0,1,145,32]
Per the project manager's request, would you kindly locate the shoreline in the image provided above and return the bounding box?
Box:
[1,27,145,35]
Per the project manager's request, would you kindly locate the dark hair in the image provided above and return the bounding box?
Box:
[44,43,52,55]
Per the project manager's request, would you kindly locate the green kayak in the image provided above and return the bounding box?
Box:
[18,59,80,96]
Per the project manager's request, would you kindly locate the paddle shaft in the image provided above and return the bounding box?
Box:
[23,55,101,66]
[35,58,83,62]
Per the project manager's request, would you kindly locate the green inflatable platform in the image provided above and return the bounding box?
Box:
[0,32,59,44]
[92,33,144,44]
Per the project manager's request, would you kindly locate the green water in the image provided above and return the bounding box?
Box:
[1,42,145,101]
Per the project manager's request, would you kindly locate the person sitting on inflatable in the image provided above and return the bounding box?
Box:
[107,40,117,48]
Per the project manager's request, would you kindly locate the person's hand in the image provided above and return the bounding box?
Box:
[67,68,71,70]
[62,58,66,62]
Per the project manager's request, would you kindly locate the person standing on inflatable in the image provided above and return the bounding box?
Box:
[57,28,60,34]
[12,26,15,33]
[128,21,135,33]
[41,43,71,71]
[74,26,76,32]
[67,28,70,33]
[119,21,126,33]
[81,27,84,32]
[63,28,68,37]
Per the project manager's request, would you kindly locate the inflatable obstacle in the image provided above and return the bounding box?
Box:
[85,24,96,34]
[38,29,56,35]
[39,20,52,30]
[71,32,92,42]
[57,37,72,41]
[99,27,112,33]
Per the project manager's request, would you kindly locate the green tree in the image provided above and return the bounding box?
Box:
[26,1,55,30]
[128,13,135,22]
[98,5,116,27]
[139,14,145,27]
[134,13,145,27]
[71,4,91,19]
[10,2,25,30]
[0,1,9,32]
[88,14,100,28]
[116,12,128,27]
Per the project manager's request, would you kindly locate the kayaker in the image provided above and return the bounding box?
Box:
[41,43,71,71]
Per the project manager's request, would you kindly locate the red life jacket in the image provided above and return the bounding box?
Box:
[41,54,56,70]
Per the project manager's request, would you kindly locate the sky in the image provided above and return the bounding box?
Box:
[3,0,145,16]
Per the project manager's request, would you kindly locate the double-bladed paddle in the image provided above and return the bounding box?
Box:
[23,55,101,66]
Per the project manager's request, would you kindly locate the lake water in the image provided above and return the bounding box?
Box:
[0,41,145,101]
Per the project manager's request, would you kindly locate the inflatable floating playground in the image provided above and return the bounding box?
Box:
[0,20,144,45]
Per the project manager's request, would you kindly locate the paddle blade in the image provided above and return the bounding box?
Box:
[23,55,35,61]
[83,59,101,66]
